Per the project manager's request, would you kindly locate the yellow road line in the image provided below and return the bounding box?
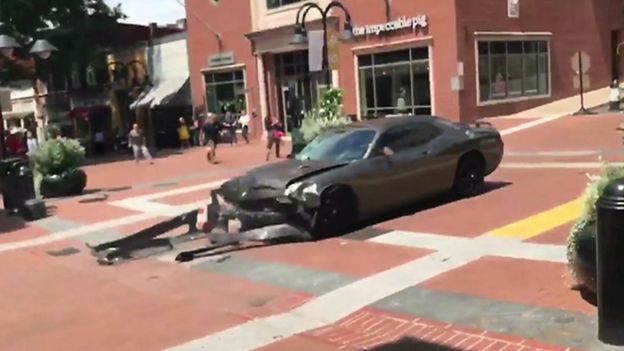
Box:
[487,198,583,240]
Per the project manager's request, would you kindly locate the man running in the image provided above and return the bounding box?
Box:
[202,113,222,163]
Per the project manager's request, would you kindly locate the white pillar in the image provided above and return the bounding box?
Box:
[331,69,339,88]
[256,54,269,139]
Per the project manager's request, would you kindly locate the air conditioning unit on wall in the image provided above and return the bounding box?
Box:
[508,0,520,18]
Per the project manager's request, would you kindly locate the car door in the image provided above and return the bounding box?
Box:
[350,127,414,219]
[390,122,448,203]
[375,122,446,208]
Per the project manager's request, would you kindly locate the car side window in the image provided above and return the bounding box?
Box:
[376,122,442,154]
[410,122,442,147]
[376,128,415,153]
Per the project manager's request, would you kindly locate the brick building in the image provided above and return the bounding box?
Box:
[185,0,624,138]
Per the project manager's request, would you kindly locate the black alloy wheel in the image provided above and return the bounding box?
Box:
[312,186,357,239]
[453,156,485,198]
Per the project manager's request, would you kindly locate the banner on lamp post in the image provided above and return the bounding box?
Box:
[327,26,340,71]
[308,30,324,72]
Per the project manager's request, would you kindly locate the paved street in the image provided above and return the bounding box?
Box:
[1,114,623,351]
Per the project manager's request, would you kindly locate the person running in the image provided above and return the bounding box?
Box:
[238,110,250,144]
[224,111,238,146]
[178,117,191,149]
[128,123,153,164]
[202,113,223,163]
[265,116,284,162]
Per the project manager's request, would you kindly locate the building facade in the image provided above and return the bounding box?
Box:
[185,0,624,135]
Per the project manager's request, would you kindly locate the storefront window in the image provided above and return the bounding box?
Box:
[358,47,431,118]
[204,70,246,117]
[478,39,550,103]
[266,0,302,9]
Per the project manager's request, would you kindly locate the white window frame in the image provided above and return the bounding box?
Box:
[474,33,552,107]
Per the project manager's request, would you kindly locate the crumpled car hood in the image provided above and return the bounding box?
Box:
[218,159,348,203]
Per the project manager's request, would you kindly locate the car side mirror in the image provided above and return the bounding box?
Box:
[382,147,394,157]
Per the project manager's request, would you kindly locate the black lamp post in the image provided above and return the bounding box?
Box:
[0,32,58,159]
[290,1,355,85]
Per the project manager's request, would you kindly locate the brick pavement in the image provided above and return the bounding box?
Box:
[0,115,622,351]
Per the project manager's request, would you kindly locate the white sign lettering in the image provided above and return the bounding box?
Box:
[352,15,428,37]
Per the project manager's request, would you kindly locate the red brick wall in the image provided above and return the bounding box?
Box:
[339,0,462,121]
[457,0,624,119]
[185,0,263,139]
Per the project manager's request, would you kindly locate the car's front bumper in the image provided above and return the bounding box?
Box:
[207,190,298,232]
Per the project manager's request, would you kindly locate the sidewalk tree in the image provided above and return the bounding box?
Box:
[567,161,624,298]
[0,0,125,83]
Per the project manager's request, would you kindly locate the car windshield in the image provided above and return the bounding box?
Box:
[296,128,377,162]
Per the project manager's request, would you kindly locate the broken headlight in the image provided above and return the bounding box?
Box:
[284,182,320,208]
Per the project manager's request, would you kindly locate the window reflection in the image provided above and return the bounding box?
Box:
[478,39,550,102]
[358,47,431,119]
[204,70,247,116]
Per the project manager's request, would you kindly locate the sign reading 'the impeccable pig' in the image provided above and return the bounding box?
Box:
[352,15,428,37]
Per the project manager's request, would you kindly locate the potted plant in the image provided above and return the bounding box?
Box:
[33,138,87,198]
[567,161,624,298]
[300,88,352,145]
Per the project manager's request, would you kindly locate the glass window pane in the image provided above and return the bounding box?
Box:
[490,54,507,99]
[478,42,489,55]
[491,42,506,55]
[479,55,490,102]
[412,61,430,107]
[538,53,549,94]
[524,41,537,54]
[523,53,538,94]
[359,68,375,113]
[411,47,428,60]
[359,54,372,67]
[213,72,233,82]
[373,64,411,112]
[508,41,523,54]
[538,41,548,53]
[234,70,244,80]
[507,54,523,96]
[374,49,410,65]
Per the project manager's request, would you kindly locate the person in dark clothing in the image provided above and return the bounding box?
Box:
[202,113,222,163]
[224,111,238,146]
[265,116,284,161]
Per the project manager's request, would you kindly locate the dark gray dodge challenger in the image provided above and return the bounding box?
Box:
[208,115,504,238]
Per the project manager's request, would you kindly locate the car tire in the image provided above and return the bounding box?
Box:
[312,185,358,239]
[453,155,485,198]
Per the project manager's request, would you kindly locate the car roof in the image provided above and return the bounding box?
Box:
[354,115,441,132]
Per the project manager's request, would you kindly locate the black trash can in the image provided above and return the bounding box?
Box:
[0,158,35,215]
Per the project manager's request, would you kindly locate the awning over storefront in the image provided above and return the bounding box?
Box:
[2,111,34,120]
[130,76,191,109]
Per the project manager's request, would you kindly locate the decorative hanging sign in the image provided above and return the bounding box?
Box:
[352,15,428,37]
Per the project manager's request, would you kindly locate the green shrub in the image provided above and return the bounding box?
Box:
[300,88,352,143]
[567,161,624,277]
[33,138,85,176]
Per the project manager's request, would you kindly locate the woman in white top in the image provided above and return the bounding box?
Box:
[238,110,251,144]
[26,131,38,156]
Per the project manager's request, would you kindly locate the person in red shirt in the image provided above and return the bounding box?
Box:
[6,130,25,157]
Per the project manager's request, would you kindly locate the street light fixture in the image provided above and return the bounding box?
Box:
[0,33,58,159]
[290,1,355,85]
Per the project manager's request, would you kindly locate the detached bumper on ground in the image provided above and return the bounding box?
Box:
[88,190,313,265]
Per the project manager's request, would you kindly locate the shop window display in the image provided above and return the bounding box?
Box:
[478,39,550,103]
[358,47,431,119]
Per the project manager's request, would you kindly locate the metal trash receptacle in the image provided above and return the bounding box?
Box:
[0,158,35,215]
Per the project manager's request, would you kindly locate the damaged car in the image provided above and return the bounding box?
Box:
[207,115,505,239]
